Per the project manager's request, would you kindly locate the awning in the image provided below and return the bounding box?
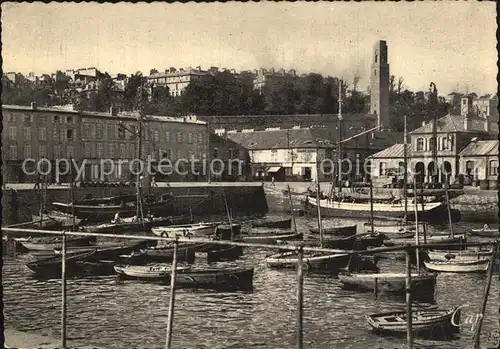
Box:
[266,166,282,173]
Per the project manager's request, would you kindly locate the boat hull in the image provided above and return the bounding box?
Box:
[251,219,292,229]
[17,236,96,251]
[424,259,490,273]
[426,249,492,262]
[151,224,214,238]
[242,232,303,244]
[173,267,254,290]
[309,225,357,236]
[338,271,436,301]
[202,246,244,262]
[366,308,460,338]
[306,197,460,223]
[469,229,499,238]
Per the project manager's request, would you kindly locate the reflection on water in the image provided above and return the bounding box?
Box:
[3,214,499,348]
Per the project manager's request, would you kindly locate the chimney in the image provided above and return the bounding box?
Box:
[484,116,490,133]
[31,102,37,110]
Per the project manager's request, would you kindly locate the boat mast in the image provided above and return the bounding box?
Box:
[413,177,420,273]
[337,80,343,196]
[403,114,408,224]
[316,181,324,248]
[69,157,76,231]
[444,175,454,238]
[136,81,145,225]
[369,178,374,233]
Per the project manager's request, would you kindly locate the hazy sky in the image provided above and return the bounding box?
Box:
[1,2,496,95]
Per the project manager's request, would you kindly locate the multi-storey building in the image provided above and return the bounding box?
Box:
[252,68,297,92]
[2,104,210,183]
[147,67,211,97]
[369,96,498,186]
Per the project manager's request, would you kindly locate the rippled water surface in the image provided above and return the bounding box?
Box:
[3,214,500,349]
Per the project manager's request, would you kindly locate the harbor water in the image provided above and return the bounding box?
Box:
[3,214,500,349]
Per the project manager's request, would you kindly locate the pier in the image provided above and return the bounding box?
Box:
[3,226,499,349]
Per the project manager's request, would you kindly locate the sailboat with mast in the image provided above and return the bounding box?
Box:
[306,84,445,222]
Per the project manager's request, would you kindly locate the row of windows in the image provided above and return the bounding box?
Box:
[377,160,499,177]
[6,114,77,124]
[415,136,454,152]
[7,126,75,141]
[7,145,73,159]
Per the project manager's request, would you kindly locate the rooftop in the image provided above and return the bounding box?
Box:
[458,140,499,157]
[1,105,207,125]
[369,143,412,159]
[409,113,498,134]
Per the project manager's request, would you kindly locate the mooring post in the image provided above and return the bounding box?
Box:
[296,246,304,349]
[61,230,67,348]
[473,242,498,349]
[165,239,179,349]
[405,246,413,349]
[288,185,297,234]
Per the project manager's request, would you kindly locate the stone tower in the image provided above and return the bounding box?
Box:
[370,40,390,129]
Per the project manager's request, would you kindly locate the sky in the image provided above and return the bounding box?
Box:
[1,2,497,95]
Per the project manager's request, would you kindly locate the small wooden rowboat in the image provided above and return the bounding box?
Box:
[142,242,211,262]
[16,236,96,251]
[426,249,492,262]
[424,259,490,273]
[338,271,436,298]
[469,227,499,238]
[32,212,83,227]
[114,265,191,281]
[309,224,357,236]
[197,246,243,262]
[366,307,460,338]
[151,223,214,238]
[174,267,254,290]
[363,222,426,234]
[242,232,303,244]
[251,218,292,229]
[266,251,350,270]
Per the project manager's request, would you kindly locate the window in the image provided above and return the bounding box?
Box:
[109,144,114,158]
[91,124,96,138]
[7,113,15,122]
[198,133,203,144]
[212,148,218,159]
[176,149,182,159]
[118,125,126,139]
[67,129,74,141]
[120,144,126,157]
[38,127,47,141]
[177,132,183,143]
[97,143,103,158]
[375,54,378,63]
[165,131,171,143]
[163,149,172,159]
[154,130,159,142]
[83,123,90,138]
[374,69,377,76]
[67,146,74,158]
[24,145,32,158]
[103,125,108,139]
[229,148,234,159]
[9,145,17,160]
[9,126,16,140]
[379,162,387,176]
[489,160,498,176]
[429,138,435,152]
[39,145,46,158]
[84,143,91,157]
[416,138,425,151]
[108,125,114,139]
[54,145,61,158]
[66,116,73,124]
[23,115,32,123]
[441,137,448,151]
[96,125,103,139]
[53,115,59,123]
[187,132,193,144]
[24,127,31,140]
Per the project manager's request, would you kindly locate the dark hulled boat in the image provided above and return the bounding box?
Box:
[16,235,96,251]
[251,218,292,229]
[309,224,357,236]
[25,249,97,276]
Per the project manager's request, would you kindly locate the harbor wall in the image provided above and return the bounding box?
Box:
[263,182,499,223]
[1,183,268,226]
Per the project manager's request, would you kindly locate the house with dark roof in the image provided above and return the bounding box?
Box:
[227,126,403,182]
[369,96,498,186]
[458,139,499,188]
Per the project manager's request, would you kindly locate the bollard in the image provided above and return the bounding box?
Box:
[296,246,304,349]
[61,230,67,348]
[165,239,179,349]
[405,246,413,349]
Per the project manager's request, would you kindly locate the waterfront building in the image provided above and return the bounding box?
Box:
[368,96,498,186]
[458,139,499,189]
[2,104,210,183]
[227,127,401,182]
